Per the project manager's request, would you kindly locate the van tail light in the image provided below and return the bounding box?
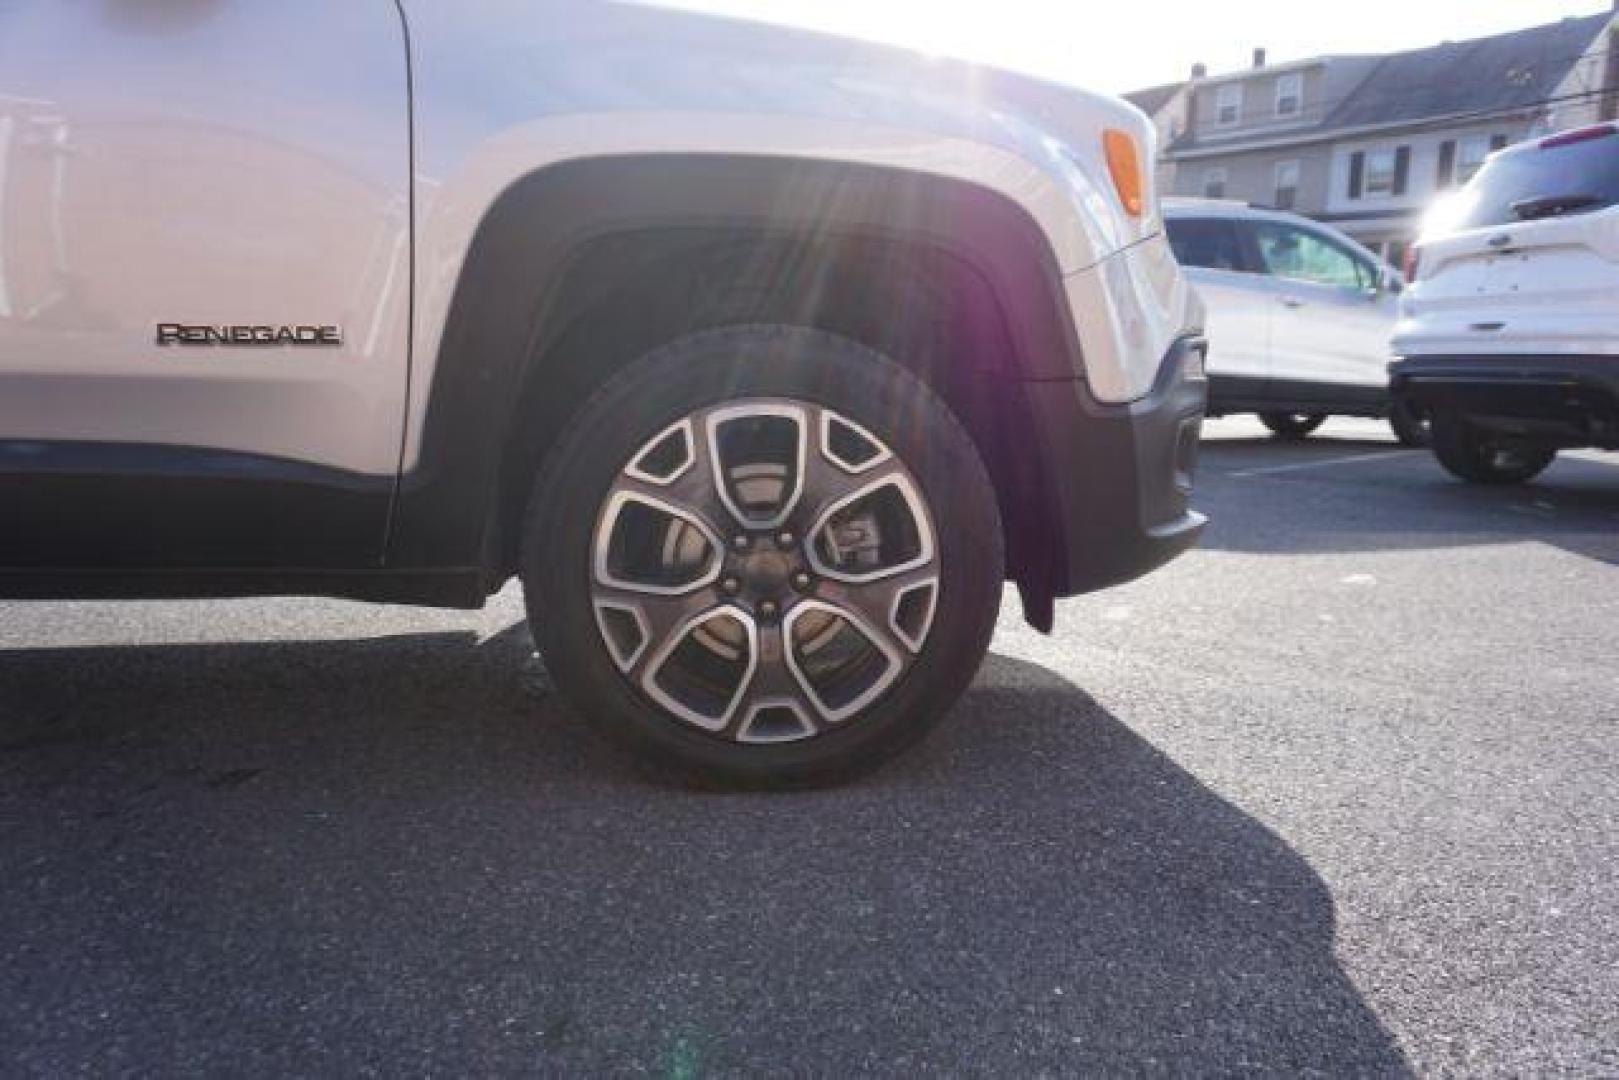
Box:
[1402,246,1421,282]
[1102,129,1145,218]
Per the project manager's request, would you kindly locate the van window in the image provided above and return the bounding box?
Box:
[1455,129,1619,229]
[1165,218,1247,272]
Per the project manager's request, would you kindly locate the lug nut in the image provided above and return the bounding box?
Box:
[791,571,812,591]
[758,600,780,620]
[732,534,751,553]
[776,530,796,548]
[721,576,741,595]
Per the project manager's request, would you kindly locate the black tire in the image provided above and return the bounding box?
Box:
[1429,410,1556,485]
[1388,398,1431,448]
[1259,411,1327,438]
[521,325,1004,788]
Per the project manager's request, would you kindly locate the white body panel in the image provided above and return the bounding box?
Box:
[1063,232,1202,402]
[1397,205,1619,359]
[398,0,1190,446]
[1179,267,1273,381]
[0,1,411,475]
[1,0,1196,483]
[1269,278,1398,388]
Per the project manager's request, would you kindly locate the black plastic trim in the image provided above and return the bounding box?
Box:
[1020,335,1209,627]
[0,442,391,570]
[389,154,1087,576]
[1208,374,1388,417]
[1391,354,1619,449]
[0,568,483,608]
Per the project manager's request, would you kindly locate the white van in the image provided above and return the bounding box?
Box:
[1392,124,1619,484]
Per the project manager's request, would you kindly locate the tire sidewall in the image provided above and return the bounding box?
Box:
[1388,399,1431,448]
[1259,411,1327,438]
[522,327,1003,786]
[1430,409,1556,484]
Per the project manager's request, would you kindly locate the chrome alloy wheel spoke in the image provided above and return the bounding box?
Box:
[809,562,941,660]
[604,413,731,540]
[590,399,940,743]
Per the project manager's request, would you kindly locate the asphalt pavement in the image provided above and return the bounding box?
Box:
[2,417,1616,1076]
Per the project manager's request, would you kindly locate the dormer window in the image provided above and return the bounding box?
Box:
[1217,84,1242,126]
[1275,73,1302,118]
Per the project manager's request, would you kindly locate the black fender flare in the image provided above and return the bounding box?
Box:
[387,154,1087,587]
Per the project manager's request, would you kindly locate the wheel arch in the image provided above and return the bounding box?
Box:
[387,154,1089,621]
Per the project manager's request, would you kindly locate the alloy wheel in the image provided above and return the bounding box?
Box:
[589,400,941,744]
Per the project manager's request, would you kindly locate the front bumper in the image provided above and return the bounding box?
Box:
[1020,334,1208,626]
[1390,355,1619,449]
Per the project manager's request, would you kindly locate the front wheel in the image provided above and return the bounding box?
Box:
[1259,411,1327,438]
[1429,410,1556,485]
[522,326,1004,788]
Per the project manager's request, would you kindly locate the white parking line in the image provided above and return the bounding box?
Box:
[1225,449,1422,479]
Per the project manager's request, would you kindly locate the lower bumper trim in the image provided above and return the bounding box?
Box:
[1024,334,1209,615]
[1391,355,1619,448]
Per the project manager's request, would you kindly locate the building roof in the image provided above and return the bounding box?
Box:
[1123,80,1185,117]
[1157,10,1614,156]
[1326,12,1613,128]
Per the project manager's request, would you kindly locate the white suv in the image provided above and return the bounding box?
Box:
[0,1,1206,786]
[1165,201,1423,443]
[1392,124,1619,484]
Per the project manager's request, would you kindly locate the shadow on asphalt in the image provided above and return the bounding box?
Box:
[1197,439,1619,564]
[0,627,1407,1075]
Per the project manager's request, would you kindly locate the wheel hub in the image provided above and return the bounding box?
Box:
[724,538,804,615]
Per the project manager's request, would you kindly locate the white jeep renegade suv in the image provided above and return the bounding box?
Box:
[0,1,1206,785]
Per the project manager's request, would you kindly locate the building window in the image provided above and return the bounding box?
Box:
[1273,160,1300,209]
[1275,73,1302,118]
[1456,135,1498,184]
[1364,149,1397,196]
[1203,167,1228,199]
[1437,140,1457,188]
[1350,145,1411,199]
[1216,84,1242,127]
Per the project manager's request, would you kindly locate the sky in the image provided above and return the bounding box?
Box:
[664,0,1608,93]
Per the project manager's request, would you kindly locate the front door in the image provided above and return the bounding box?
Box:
[0,1,411,569]
[1250,220,1396,395]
